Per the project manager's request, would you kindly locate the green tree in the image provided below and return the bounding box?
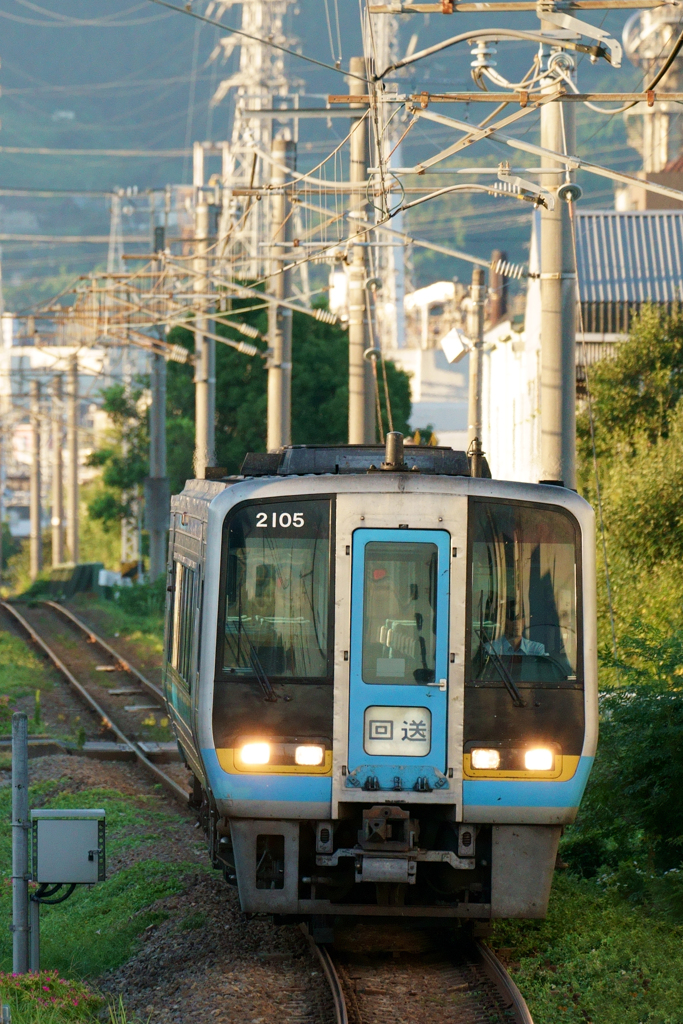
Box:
[86,382,149,526]
[577,304,683,469]
[165,299,413,481]
[576,306,683,648]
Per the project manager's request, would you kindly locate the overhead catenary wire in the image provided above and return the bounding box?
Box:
[145,0,369,82]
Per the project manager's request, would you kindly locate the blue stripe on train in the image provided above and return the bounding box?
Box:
[202,749,594,808]
[462,756,594,808]
[202,749,333,803]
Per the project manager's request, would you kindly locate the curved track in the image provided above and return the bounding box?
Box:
[4,600,533,1023]
[317,936,533,1024]
[0,600,188,805]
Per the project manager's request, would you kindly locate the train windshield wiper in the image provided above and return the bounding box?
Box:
[237,622,278,702]
[475,626,527,708]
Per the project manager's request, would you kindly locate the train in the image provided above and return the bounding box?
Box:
[162,433,597,929]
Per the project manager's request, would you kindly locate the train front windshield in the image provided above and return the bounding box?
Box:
[221,499,332,681]
[470,501,580,685]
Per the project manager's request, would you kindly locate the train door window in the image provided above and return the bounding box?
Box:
[469,501,579,685]
[221,499,332,682]
[362,542,438,684]
[170,561,196,685]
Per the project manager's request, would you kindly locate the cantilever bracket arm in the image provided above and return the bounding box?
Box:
[415,107,683,206]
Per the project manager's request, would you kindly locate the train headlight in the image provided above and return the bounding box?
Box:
[295,744,325,766]
[524,747,554,771]
[240,742,271,765]
[471,748,500,770]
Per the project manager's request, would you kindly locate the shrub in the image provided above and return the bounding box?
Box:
[0,970,101,1021]
[112,577,165,617]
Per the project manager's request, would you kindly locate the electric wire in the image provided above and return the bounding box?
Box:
[145,0,369,82]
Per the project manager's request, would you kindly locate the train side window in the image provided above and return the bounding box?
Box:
[170,561,196,686]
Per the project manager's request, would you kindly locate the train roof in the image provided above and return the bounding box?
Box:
[239,444,480,478]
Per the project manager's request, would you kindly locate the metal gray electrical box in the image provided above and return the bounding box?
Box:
[31,809,105,885]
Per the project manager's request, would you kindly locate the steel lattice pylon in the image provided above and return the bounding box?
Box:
[210,0,300,280]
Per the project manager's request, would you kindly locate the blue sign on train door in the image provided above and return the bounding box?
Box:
[346,529,450,793]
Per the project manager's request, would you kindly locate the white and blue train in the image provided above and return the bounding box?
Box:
[163,434,597,924]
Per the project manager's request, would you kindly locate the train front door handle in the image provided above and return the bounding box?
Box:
[427,679,447,691]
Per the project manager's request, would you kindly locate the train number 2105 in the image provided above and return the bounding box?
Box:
[256,511,305,528]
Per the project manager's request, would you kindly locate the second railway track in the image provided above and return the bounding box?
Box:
[0,599,189,804]
[1,599,534,1024]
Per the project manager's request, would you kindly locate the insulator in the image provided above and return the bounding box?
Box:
[168,345,190,364]
[237,341,259,357]
[470,39,497,69]
[234,321,260,339]
[314,308,338,324]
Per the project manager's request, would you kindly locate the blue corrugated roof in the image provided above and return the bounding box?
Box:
[575,210,683,304]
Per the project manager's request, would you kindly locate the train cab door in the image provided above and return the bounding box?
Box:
[346,528,451,793]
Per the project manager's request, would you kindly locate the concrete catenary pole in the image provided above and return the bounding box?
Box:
[148,349,168,581]
[467,267,486,476]
[29,380,42,580]
[193,200,217,478]
[348,56,374,444]
[51,376,64,567]
[12,711,29,974]
[66,355,79,563]
[267,137,296,451]
[540,58,577,488]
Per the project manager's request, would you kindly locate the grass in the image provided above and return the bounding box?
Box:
[491,872,683,1024]
[0,632,57,706]
[70,594,164,660]
[0,781,204,983]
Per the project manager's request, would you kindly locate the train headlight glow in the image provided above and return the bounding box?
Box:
[471,748,500,770]
[240,742,271,765]
[524,747,554,771]
[295,744,324,766]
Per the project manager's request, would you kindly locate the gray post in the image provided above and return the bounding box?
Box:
[12,712,29,974]
[29,381,42,581]
[147,345,168,582]
[0,422,4,591]
[348,56,374,444]
[467,266,486,447]
[193,201,217,478]
[540,64,576,488]
[267,138,296,452]
[51,376,64,567]
[66,355,79,564]
[29,899,39,973]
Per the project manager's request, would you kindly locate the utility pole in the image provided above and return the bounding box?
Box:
[540,58,577,488]
[193,199,217,478]
[467,267,486,478]
[348,56,374,445]
[29,380,42,580]
[147,351,168,581]
[147,234,170,581]
[51,376,64,567]
[12,712,29,975]
[66,355,79,564]
[0,422,4,591]
[267,137,296,451]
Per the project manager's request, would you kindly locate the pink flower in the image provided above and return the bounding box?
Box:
[42,985,49,990]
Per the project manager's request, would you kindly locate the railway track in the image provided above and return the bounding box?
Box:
[2,599,533,1023]
[310,932,533,1024]
[0,599,189,805]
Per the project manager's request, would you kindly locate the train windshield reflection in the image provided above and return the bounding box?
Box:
[470,501,579,685]
[222,499,331,681]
